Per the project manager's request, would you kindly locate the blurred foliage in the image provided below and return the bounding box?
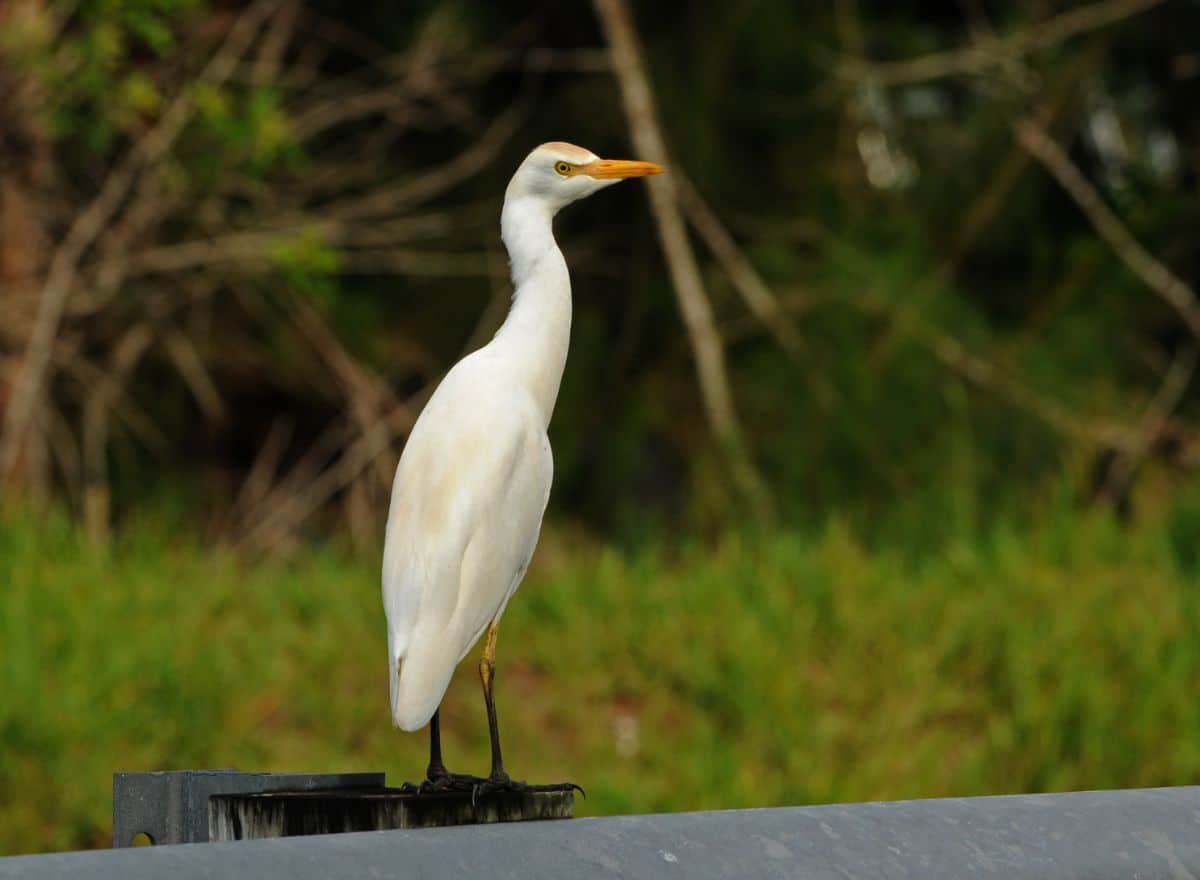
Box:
[3,0,1200,855]
[7,0,199,149]
[3,0,1199,534]
[3,499,1200,853]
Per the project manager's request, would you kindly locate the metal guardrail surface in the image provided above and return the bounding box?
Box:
[4,787,1200,878]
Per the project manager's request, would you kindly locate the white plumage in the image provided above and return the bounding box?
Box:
[383,373,552,730]
[382,142,661,738]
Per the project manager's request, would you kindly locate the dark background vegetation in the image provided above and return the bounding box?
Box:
[2,0,1200,854]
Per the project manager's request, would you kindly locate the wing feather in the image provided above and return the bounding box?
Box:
[382,365,551,730]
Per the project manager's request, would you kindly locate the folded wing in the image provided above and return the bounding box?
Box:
[382,374,551,731]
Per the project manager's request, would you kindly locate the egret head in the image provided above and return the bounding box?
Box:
[506,141,663,213]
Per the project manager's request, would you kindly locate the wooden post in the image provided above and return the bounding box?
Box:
[113,771,574,847]
[209,789,574,841]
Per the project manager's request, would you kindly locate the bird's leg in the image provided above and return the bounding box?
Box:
[426,709,448,781]
[412,709,489,793]
[480,621,510,784]
[411,711,452,792]
[469,622,584,801]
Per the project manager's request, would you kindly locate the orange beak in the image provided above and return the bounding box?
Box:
[578,158,664,179]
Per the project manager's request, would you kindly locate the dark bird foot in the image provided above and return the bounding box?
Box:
[400,768,583,801]
[470,773,584,805]
[399,770,491,795]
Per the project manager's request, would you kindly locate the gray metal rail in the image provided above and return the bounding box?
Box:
[3,787,1199,878]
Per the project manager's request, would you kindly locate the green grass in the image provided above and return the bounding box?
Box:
[2,505,1200,854]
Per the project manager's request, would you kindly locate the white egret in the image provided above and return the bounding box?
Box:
[382,142,662,791]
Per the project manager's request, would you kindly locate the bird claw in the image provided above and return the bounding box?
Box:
[402,771,583,803]
[470,776,585,806]
[424,772,489,794]
[399,770,491,795]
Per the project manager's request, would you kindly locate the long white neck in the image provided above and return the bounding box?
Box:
[490,195,572,425]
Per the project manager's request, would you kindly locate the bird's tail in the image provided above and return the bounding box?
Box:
[387,629,407,728]
[388,632,456,731]
[389,655,403,726]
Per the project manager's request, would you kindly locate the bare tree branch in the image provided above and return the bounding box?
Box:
[90,213,461,279]
[840,0,1165,86]
[82,324,155,544]
[0,0,275,484]
[1016,118,1200,340]
[228,416,293,524]
[318,106,521,221]
[942,44,1106,272]
[1101,344,1197,506]
[237,401,416,552]
[675,171,805,358]
[593,0,773,519]
[291,301,399,487]
[162,330,228,423]
[252,0,299,84]
[58,342,165,455]
[812,232,1146,452]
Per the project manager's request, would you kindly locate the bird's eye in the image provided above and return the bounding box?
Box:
[554,161,572,176]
